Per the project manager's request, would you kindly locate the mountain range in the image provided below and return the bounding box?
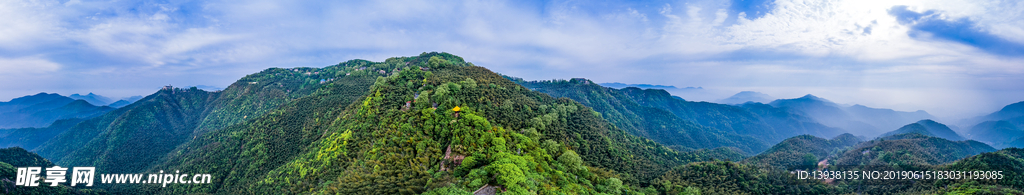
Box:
[768,94,935,137]
[68,93,115,106]
[0,93,148,151]
[513,78,846,155]
[1,52,1022,194]
[0,53,712,194]
[653,129,1012,194]
[963,101,1024,148]
[0,93,114,129]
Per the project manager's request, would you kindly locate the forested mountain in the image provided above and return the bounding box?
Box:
[111,53,752,194]
[655,161,841,194]
[934,148,1024,193]
[0,147,55,168]
[32,55,377,175]
[125,70,379,194]
[513,78,770,154]
[0,93,113,128]
[34,87,218,174]
[0,147,106,195]
[0,52,734,194]
[0,118,84,150]
[4,52,1023,194]
[618,88,845,143]
[658,131,1002,194]
[743,133,860,168]
[837,133,993,166]
[879,119,965,141]
[769,94,934,137]
[512,79,845,154]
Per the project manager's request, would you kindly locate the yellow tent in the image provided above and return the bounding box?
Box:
[451,106,461,112]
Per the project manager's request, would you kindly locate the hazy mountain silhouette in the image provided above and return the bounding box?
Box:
[717,91,773,105]
[964,101,1024,148]
[968,120,1023,148]
[68,92,114,106]
[106,95,144,108]
[0,93,113,128]
[769,94,934,137]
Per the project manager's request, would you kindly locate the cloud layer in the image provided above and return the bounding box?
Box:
[890,5,1024,56]
[1,0,1023,118]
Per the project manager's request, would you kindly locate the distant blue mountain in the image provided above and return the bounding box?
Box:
[769,94,935,137]
[965,101,1024,148]
[968,120,1023,148]
[985,101,1024,121]
[0,93,113,128]
[0,118,85,150]
[123,95,143,102]
[717,91,773,105]
[69,92,114,106]
[107,95,144,108]
[107,100,131,108]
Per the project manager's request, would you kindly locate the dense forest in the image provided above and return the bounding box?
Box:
[657,131,1018,194]
[126,53,750,194]
[511,77,846,155]
[511,77,769,154]
[743,133,860,169]
[2,52,1024,194]
[879,119,965,141]
[0,147,107,195]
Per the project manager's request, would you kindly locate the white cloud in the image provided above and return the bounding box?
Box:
[0,56,61,74]
[0,1,62,51]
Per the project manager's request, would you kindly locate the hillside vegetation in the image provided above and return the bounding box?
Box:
[512,78,846,155]
[3,52,1023,195]
[136,53,752,194]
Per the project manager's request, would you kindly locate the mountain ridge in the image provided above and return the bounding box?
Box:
[769,94,935,137]
[514,78,771,154]
[133,53,716,194]
[0,93,113,129]
[69,92,114,106]
[964,101,1024,149]
[716,91,773,105]
[879,119,965,141]
[4,52,1022,194]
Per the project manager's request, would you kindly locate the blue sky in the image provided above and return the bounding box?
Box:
[1,0,1023,119]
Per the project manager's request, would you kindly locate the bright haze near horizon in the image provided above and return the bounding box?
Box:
[1,0,1022,119]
